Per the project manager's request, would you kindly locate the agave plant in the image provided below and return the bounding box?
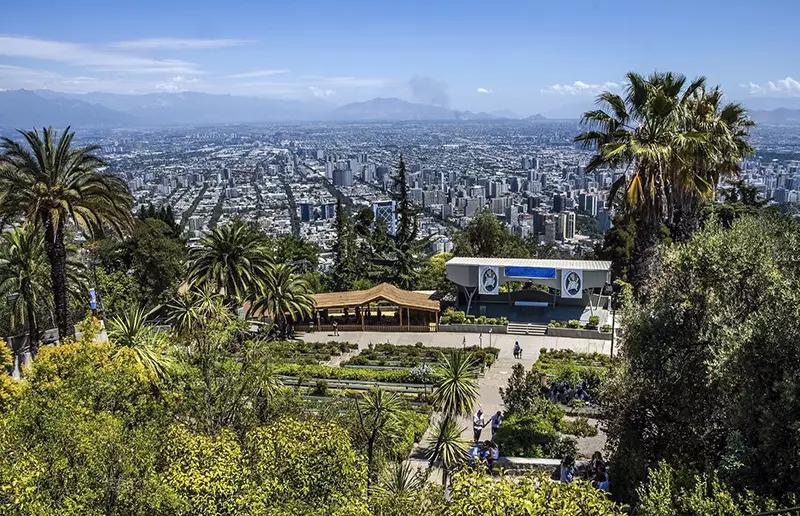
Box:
[425,416,469,487]
[106,304,173,380]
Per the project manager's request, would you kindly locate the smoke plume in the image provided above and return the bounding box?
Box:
[408,75,450,107]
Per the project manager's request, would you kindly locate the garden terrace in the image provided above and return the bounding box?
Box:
[534,348,611,401]
[264,340,358,365]
[312,282,440,332]
[341,342,499,369]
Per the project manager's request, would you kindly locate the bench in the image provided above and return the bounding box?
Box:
[514,301,549,308]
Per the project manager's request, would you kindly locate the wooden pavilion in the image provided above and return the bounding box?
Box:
[312,283,440,332]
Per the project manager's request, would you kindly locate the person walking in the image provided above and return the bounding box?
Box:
[490,410,503,440]
[473,410,488,442]
[479,332,483,348]
[332,320,339,336]
[513,341,521,359]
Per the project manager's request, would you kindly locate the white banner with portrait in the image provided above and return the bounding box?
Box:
[478,265,500,295]
[561,269,583,299]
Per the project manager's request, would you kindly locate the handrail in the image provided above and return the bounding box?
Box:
[748,508,800,516]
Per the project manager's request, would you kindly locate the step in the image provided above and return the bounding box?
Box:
[506,323,548,336]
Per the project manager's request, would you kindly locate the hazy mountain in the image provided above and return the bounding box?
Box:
[0,90,135,128]
[332,97,457,121]
[740,97,800,112]
[525,113,548,121]
[455,110,500,120]
[749,108,800,125]
[35,90,323,125]
[491,109,520,119]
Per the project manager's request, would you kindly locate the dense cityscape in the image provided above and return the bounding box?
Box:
[60,121,800,264]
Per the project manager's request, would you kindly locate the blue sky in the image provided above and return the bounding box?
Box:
[0,0,797,114]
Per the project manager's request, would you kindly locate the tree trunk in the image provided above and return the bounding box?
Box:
[441,466,448,487]
[629,218,661,302]
[42,213,72,341]
[23,281,39,356]
[366,436,375,490]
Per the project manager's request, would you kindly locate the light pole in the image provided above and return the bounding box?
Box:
[488,327,492,349]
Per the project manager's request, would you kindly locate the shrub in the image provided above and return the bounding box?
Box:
[476,315,487,325]
[499,316,509,325]
[487,318,498,325]
[449,311,466,324]
[567,320,581,329]
[415,341,424,348]
[313,379,329,396]
[568,399,586,409]
[600,324,612,333]
[272,364,417,384]
[495,413,565,458]
[586,316,600,329]
[439,315,451,325]
[465,315,475,324]
[559,416,598,437]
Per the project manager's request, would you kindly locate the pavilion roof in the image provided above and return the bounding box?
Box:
[313,282,440,312]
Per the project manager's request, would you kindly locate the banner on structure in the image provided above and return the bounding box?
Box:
[561,269,583,299]
[478,265,500,295]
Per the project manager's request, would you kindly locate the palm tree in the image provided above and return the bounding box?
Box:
[0,225,88,355]
[354,387,405,488]
[246,263,315,338]
[0,226,48,354]
[670,87,755,239]
[187,219,272,303]
[575,72,709,295]
[425,417,469,487]
[431,350,480,419]
[106,304,173,380]
[0,127,133,340]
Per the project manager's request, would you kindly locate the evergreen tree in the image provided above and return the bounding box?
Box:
[330,198,357,291]
[388,156,426,289]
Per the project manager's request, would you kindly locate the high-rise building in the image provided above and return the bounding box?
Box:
[552,193,564,213]
[598,207,613,234]
[521,156,532,170]
[505,205,520,227]
[188,216,203,232]
[558,212,576,240]
[333,168,353,187]
[372,200,397,235]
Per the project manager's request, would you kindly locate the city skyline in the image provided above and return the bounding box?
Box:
[0,0,798,115]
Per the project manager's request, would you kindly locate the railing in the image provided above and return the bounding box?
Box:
[314,324,435,333]
[748,508,800,516]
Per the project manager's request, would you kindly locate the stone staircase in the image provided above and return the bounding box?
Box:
[506,322,548,336]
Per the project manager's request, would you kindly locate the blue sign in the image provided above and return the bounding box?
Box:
[504,266,557,279]
[89,288,97,310]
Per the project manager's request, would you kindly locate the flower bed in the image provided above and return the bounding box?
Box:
[534,348,611,401]
[264,340,358,365]
[341,342,499,369]
[271,363,420,384]
[439,309,509,326]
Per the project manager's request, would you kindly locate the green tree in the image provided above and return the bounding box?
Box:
[417,252,453,293]
[246,263,315,338]
[388,156,426,289]
[354,387,405,488]
[0,127,133,340]
[452,209,529,258]
[97,268,142,318]
[445,470,623,515]
[187,219,271,303]
[246,419,367,511]
[331,198,357,291]
[100,218,186,307]
[267,233,320,272]
[0,336,176,514]
[604,215,800,501]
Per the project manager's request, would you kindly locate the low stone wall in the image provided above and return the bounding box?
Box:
[439,324,508,334]
[546,327,612,341]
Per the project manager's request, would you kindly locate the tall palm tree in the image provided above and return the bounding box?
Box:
[355,387,405,488]
[0,127,133,340]
[431,350,480,419]
[187,219,272,303]
[107,304,173,380]
[425,417,469,487]
[575,72,709,295]
[246,263,315,338]
[670,87,755,239]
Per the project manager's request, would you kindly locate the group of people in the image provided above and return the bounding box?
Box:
[468,409,503,473]
[542,379,593,405]
[559,452,609,492]
[473,409,502,442]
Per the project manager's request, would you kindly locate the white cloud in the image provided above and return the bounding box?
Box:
[541,80,619,95]
[226,69,290,79]
[154,76,201,92]
[476,87,492,93]
[742,76,800,96]
[309,86,335,98]
[110,38,254,50]
[0,34,202,74]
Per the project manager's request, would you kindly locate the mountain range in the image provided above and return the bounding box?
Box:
[0,89,798,127]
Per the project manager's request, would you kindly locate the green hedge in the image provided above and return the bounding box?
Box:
[272,364,418,384]
[341,343,500,369]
